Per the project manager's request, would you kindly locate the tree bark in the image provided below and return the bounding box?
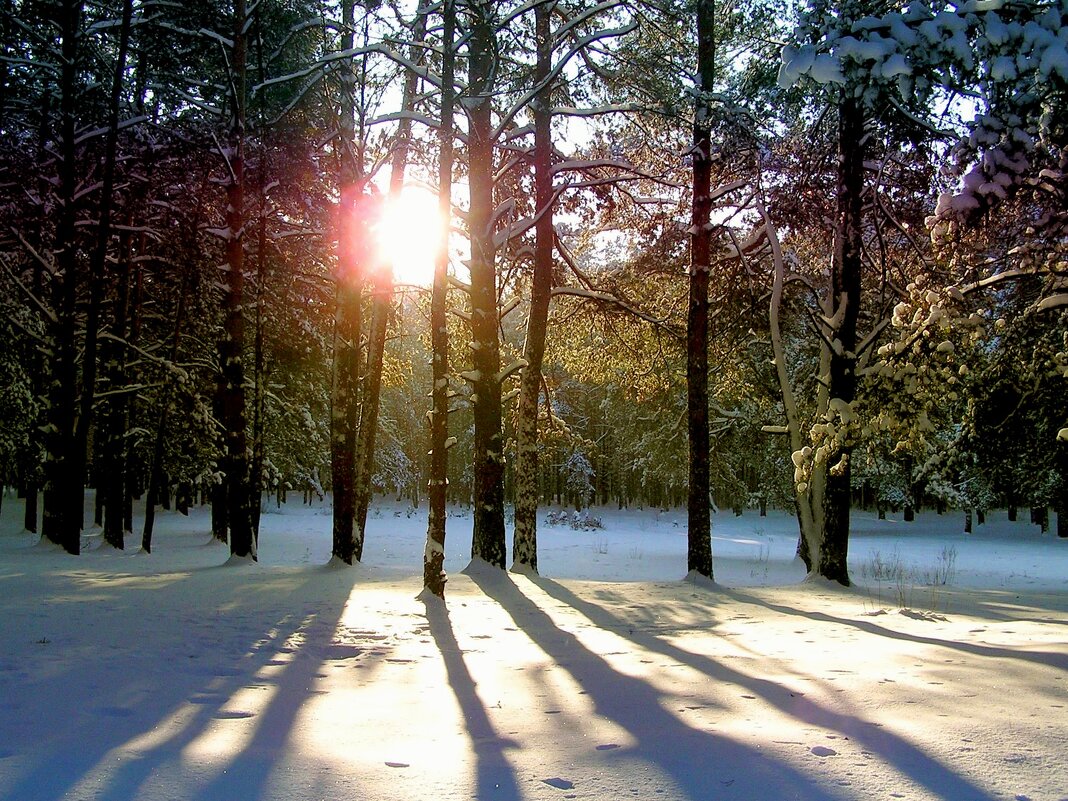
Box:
[96,0,134,550]
[761,200,825,570]
[101,225,133,547]
[141,276,190,553]
[352,267,387,562]
[355,1,431,558]
[467,1,506,568]
[249,200,266,543]
[512,0,555,574]
[686,0,715,580]
[217,0,256,559]
[41,0,84,555]
[424,0,455,597]
[819,90,866,586]
[330,0,364,564]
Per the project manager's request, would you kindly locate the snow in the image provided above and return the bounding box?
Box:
[1,494,1067,801]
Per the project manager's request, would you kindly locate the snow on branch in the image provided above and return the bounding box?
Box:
[551,287,678,333]
[74,115,150,146]
[0,56,59,76]
[368,109,441,130]
[167,87,223,118]
[197,27,233,49]
[552,103,643,118]
[252,44,382,96]
[1035,294,1068,313]
[496,359,529,384]
[2,245,57,325]
[486,198,516,239]
[493,18,637,139]
[448,274,472,294]
[491,183,570,249]
[499,295,522,318]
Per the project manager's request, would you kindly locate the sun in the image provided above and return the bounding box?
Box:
[374,186,444,287]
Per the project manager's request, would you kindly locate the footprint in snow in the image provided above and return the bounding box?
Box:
[214,710,255,720]
[542,778,575,790]
[810,746,837,757]
[385,761,409,768]
[596,744,620,751]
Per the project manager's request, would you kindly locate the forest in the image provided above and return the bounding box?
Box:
[1,0,1066,595]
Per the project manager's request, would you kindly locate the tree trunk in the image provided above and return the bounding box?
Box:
[24,485,38,534]
[512,0,555,574]
[356,1,431,559]
[142,268,191,553]
[248,158,269,546]
[101,227,133,546]
[353,255,388,562]
[467,1,506,568]
[330,0,364,565]
[41,0,84,555]
[217,0,255,560]
[423,0,455,597]
[1034,505,1049,533]
[685,0,716,580]
[1055,444,1067,538]
[818,89,865,586]
[247,0,271,547]
[97,0,134,549]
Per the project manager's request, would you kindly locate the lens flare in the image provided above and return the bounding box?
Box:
[374,187,443,287]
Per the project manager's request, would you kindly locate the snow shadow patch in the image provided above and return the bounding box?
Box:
[536,578,1001,801]
[0,567,367,801]
[469,571,835,801]
[723,587,1068,675]
[422,596,522,801]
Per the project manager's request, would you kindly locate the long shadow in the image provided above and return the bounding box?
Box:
[422,594,522,801]
[468,570,837,801]
[189,595,382,801]
[534,577,1002,801]
[0,565,363,801]
[720,586,1068,674]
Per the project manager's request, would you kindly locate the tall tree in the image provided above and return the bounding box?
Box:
[95,0,136,550]
[217,0,257,559]
[465,0,507,568]
[424,0,456,597]
[511,0,556,574]
[355,0,432,556]
[816,88,864,584]
[330,0,366,564]
[40,0,86,554]
[686,0,716,579]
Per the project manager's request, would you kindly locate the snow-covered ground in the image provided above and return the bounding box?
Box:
[0,494,1065,801]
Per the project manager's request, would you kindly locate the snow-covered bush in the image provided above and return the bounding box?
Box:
[562,450,596,510]
[544,509,604,530]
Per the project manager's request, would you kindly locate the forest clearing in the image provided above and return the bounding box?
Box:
[1,495,1066,801]
[2,0,1067,797]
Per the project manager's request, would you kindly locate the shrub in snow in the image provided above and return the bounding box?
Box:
[544,509,603,531]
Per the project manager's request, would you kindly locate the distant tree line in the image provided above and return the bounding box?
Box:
[1,0,1064,594]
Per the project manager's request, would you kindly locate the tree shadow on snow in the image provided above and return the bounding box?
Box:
[533,578,1002,801]
[468,569,837,801]
[722,587,1068,674]
[0,566,371,801]
[422,594,523,801]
